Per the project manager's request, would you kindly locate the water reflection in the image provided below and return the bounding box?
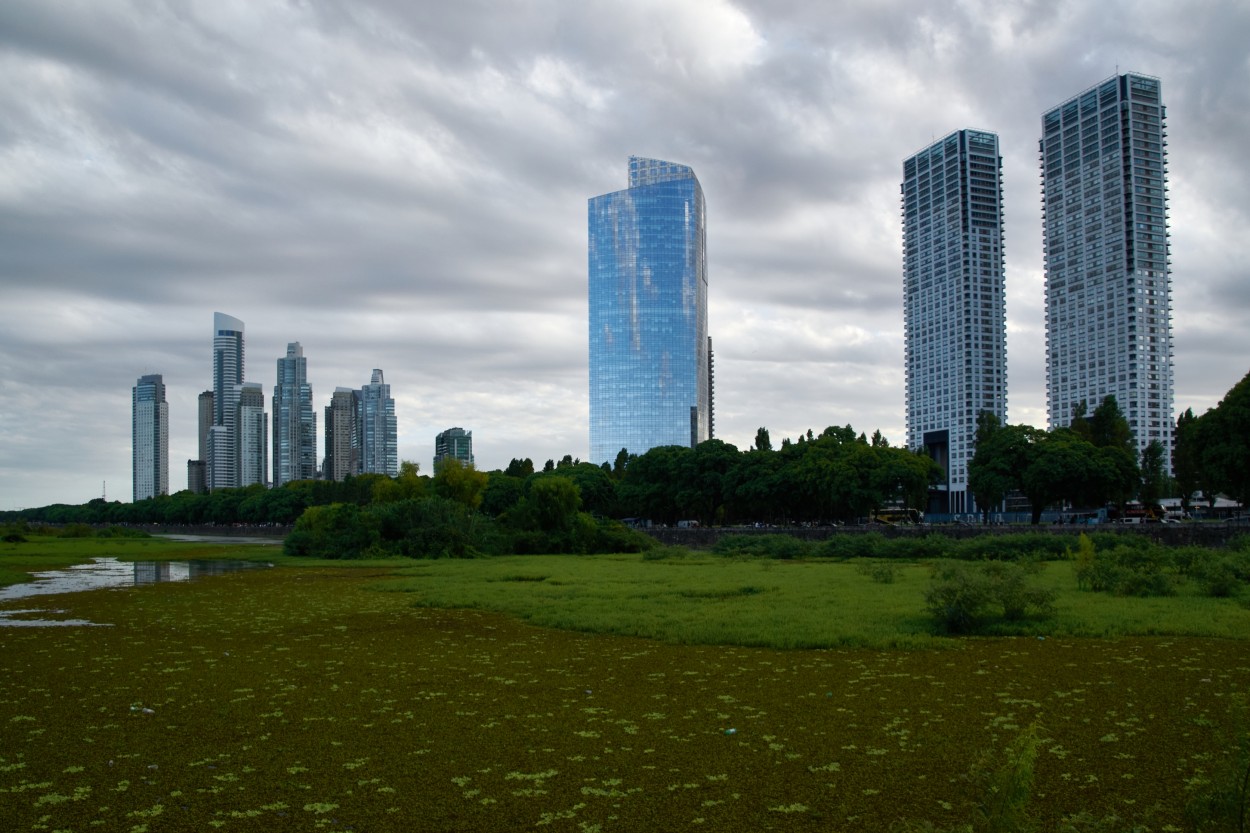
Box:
[0,558,271,626]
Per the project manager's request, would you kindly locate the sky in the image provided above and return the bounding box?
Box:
[1,0,1248,510]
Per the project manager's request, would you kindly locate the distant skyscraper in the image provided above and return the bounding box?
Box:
[434,427,474,470]
[902,129,1008,515]
[210,312,245,490]
[132,374,168,502]
[324,387,360,482]
[588,156,710,465]
[236,382,268,488]
[359,369,397,477]
[188,390,213,493]
[273,342,316,487]
[1041,73,1173,465]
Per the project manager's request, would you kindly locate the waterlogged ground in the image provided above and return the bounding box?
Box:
[0,566,1246,832]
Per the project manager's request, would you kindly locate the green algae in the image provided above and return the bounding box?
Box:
[0,564,1246,831]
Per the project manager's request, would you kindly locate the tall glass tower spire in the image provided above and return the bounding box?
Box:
[588,156,710,465]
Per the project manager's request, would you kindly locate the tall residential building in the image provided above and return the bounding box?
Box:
[588,156,710,465]
[324,387,360,482]
[236,382,268,488]
[209,312,245,490]
[359,369,397,477]
[187,389,213,493]
[273,342,316,487]
[132,374,169,502]
[902,129,1008,515]
[1041,73,1173,465]
[434,427,474,470]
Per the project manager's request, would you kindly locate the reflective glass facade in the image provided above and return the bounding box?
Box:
[588,156,709,465]
[272,342,316,487]
[210,312,244,491]
[132,374,168,502]
[903,130,1007,515]
[359,369,397,477]
[1041,73,1173,466]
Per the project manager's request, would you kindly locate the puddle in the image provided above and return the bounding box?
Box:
[0,558,272,626]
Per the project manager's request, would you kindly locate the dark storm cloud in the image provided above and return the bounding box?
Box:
[0,0,1246,506]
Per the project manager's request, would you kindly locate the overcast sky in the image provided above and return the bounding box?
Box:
[2,0,1247,510]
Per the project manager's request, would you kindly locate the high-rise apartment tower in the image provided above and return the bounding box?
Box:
[236,382,268,488]
[1041,73,1173,465]
[209,312,245,491]
[132,374,169,502]
[903,130,1008,515]
[588,156,710,465]
[273,342,316,486]
[359,369,397,477]
[324,387,360,482]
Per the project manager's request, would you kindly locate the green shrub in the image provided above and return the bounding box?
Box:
[1072,538,1178,597]
[815,532,887,560]
[373,497,492,558]
[713,534,812,560]
[285,503,379,559]
[2,532,26,544]
[924,561,1057,634]
[60,523,96,538]
[953,533,1073,562]
[924,561,994,634]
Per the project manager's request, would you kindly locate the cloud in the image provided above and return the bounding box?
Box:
[0,0,1247,507]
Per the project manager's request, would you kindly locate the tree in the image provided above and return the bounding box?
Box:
[968,414,1030,523]
[753,427,772,453]
[1138,440,1167,508]
[504,458,534,478]
[612,448,631,479]
[432,457,488,509]
[1194,369,1250,508]
[1173,408,1202,513]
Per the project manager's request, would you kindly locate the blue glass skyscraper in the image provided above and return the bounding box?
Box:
[588,156,710,465]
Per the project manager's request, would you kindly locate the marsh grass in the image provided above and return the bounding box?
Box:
[374,552,1250,648]
[0,562,1247,832]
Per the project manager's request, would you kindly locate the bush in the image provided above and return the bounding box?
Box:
[815,532,887,560]
[713,534,812,560]
[1185,548,1250,598]
[924,561,1057,635]
[285,503,379,559]
[373,497,492,559]
[924,562,994,634]
[1076,540,1177,597]
[953,533,1073,562]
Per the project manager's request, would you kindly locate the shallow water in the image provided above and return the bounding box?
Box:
[0,557,271,626]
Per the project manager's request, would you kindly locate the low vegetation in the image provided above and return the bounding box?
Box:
[1,537,1248,832]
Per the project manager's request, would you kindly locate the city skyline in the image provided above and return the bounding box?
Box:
[2,2,1247,509]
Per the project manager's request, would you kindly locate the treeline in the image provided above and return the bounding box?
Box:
[5,424,941,531]
[970,368,1250,522]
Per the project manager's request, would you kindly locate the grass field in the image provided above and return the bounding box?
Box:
[1,536,1248,831]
